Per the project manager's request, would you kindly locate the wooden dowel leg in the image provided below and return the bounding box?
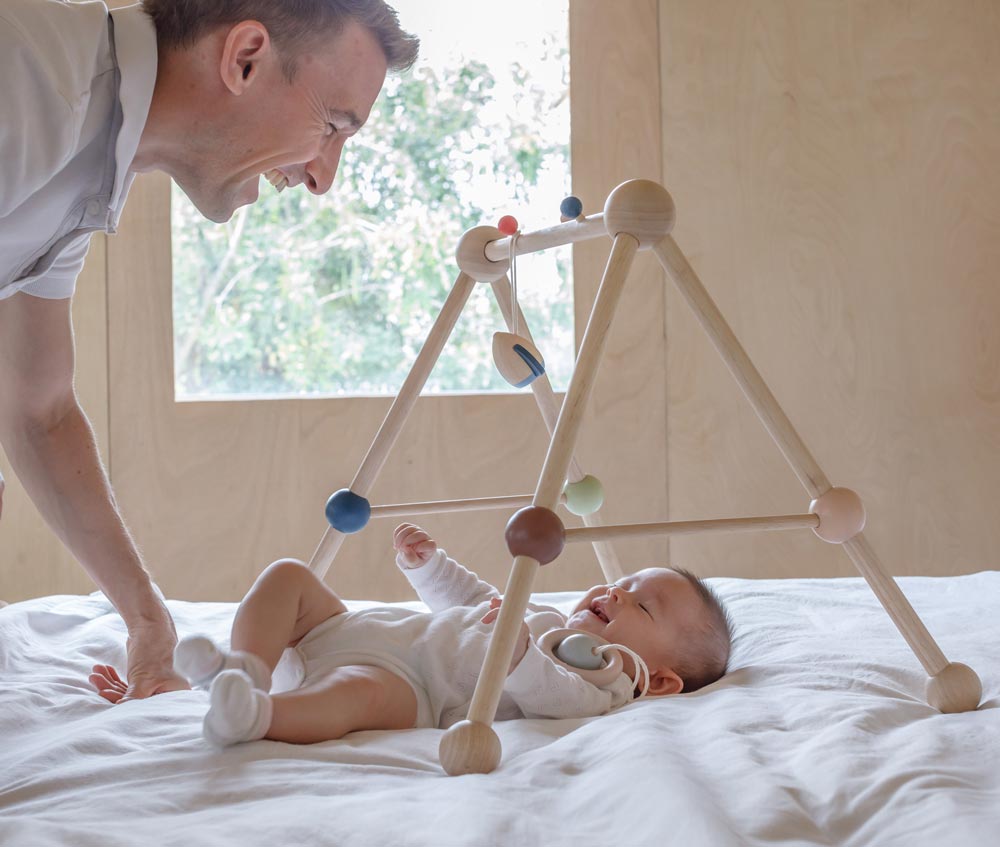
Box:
[655,233,981,713]
[439,555,538,776]
[489,277,624,581]
[842,532,981,711]
[440,234,641,776]
[653,235,832,498]
[535,234,639,509]
[308,272,478,578]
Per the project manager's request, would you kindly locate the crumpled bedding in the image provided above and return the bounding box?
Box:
[0,571,997,847]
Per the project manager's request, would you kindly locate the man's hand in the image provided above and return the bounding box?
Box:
[393,523,438,568]
[89,622,189,704]
[481,597,531,674]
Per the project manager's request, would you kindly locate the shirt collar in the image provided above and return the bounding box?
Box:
[108,3,158,217]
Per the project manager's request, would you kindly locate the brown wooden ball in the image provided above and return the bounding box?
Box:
[504,506,565,565]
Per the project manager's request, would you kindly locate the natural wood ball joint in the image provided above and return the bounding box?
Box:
[926,662,983,714]
[456,225,508,282]
[439,720,501,775]
[602,179,676,248]
[809,487,866,543]
[504,506,566,565]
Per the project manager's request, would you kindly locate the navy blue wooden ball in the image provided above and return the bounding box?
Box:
[325,488,371,533]
[560,195,583,219]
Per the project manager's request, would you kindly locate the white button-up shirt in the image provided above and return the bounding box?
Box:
[0,0,157,301]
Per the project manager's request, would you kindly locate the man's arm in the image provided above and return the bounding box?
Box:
[0,292,187,700]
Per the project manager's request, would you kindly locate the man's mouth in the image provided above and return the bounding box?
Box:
[264,168,289,193]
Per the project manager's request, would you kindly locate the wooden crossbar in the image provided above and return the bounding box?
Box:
[564,513,819,543]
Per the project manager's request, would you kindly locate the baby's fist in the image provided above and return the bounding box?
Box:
[393,523,438,568]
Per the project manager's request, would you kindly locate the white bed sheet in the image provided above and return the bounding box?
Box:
[0,572,997,847]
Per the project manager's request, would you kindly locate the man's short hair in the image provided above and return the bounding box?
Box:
[142,0,420,78]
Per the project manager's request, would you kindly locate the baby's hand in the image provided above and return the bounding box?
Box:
[393,523,438,568]
[481,597,531,674]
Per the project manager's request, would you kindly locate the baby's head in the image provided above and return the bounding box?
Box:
[565,567,733,696]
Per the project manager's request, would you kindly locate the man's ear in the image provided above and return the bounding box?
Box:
[646,665,684,697]
[219,21,271,95]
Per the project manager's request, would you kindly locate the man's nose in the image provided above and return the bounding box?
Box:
[304,139,343,195]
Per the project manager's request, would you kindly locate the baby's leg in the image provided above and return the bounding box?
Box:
[267,665,419,743]
[230,559,348,668]
[176,559,347,690]
[204,664,418,746]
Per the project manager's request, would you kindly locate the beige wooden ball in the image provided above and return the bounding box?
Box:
[439,720,502,775]
[602,179,676,249]
[926,662,982,714]
[809,487,866,543]
[456,225,508,282]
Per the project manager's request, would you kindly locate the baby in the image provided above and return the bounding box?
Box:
[157,524,733,746]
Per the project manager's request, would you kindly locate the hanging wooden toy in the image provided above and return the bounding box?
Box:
[491,214,546,387]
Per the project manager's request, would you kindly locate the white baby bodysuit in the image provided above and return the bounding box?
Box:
[287,549,634,729]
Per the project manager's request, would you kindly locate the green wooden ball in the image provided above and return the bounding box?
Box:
[563,475,605,516]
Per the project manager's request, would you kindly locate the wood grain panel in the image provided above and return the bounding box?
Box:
[659,0,1000,576]
[1,236,110,601]
[105,2,667,602]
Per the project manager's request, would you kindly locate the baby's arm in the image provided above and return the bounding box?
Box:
[393,523,500,612]
[503,615,635,719]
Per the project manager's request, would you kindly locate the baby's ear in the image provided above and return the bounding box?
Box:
[647,667,684,697]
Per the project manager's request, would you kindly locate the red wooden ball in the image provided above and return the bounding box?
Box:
[497,215,519,235]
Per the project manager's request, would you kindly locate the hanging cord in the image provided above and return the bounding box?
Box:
[508,230,521,337]
[594,643,651,701]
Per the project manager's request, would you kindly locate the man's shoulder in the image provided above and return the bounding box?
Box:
[0,0,112,107]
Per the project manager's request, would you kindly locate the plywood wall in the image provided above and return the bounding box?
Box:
[659,0,1000,577]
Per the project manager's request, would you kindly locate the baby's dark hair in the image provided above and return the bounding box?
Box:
[669,567,733,692]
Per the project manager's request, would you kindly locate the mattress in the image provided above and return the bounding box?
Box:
[0,572,997,847]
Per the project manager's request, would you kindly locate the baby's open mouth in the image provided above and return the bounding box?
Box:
[590,603,609,623]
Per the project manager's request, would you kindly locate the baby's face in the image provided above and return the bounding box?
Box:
[565,568,703,691]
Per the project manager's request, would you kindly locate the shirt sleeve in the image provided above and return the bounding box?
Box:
[397,548,501,612]
[0,15,81,218]
[18,232,91,300]
[503,631,635,720]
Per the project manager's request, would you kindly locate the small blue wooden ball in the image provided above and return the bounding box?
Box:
[560,195,583,219]
[555,632,605,670]
[325,488,371,533]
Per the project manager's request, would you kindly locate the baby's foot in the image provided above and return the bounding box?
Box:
[174,635,271,691]
[203,670,273,747]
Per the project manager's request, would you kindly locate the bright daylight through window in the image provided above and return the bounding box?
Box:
[171,0,572,399]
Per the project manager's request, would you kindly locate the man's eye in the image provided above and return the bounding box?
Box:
[639,603,652,617]
[327,123,339,135]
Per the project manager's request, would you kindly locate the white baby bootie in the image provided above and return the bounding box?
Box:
[203,670,273,747]
[174,635,272,691]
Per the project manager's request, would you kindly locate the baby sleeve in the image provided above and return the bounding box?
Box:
[398,548,500,612]
[503,626,635,720]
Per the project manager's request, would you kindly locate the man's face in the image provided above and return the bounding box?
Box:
[179,20,388,222]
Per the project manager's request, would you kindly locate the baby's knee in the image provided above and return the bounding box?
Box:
[258,558,314,590]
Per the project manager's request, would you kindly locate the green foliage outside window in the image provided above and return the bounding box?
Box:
[172,33,573,399]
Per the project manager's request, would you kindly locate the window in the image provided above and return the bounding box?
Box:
[171,0,572,399]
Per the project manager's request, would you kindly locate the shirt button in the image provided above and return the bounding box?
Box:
[87,199,104,217]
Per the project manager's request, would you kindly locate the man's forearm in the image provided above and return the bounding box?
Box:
[2,401,169,629]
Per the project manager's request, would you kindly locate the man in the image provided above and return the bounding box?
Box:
[0,0,418,701]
